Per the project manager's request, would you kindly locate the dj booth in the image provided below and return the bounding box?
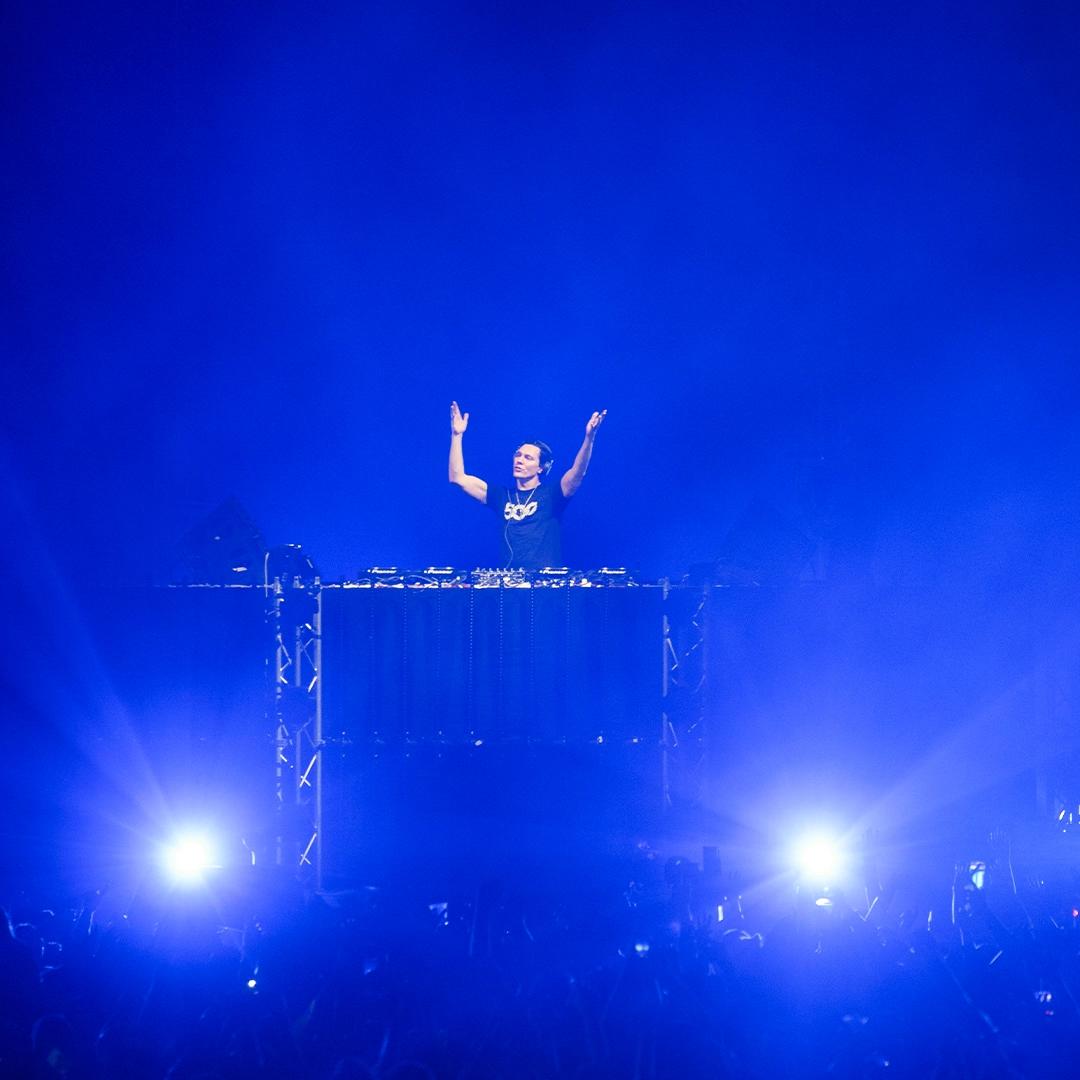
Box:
[316,573,668,885]
[321,572,663,746]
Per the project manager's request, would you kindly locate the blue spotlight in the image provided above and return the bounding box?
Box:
[794,833,846,884]
[161,834,218,883]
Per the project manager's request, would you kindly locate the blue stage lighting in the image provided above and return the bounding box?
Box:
[162,834,218,883]
[794,834,846,883]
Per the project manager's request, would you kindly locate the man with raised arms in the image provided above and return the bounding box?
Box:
[448,401,607,570]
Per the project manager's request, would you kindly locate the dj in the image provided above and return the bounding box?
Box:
[448,401,607,570]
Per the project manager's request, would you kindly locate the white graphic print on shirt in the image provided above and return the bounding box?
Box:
[504,500,539,522]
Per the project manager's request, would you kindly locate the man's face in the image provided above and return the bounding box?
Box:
[513,443,544,483]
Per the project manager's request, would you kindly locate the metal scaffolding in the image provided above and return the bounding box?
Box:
[271,578,323,886]
[661,582,710,810]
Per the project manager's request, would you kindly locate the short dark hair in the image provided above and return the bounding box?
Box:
[518,439,554,474]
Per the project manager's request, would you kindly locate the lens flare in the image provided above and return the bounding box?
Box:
[795,834,845,883]
[162,834,216,883]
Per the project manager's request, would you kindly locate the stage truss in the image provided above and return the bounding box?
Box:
[271,579,323,884]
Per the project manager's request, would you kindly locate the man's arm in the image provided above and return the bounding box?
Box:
[560,409,607,497]
[448,400,488,503]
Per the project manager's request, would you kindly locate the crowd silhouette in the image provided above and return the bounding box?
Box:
[3,844,1080,1079]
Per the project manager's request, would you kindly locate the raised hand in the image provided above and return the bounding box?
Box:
[585,409,607,438]
[562,410,607,496]
[450,400,470,436]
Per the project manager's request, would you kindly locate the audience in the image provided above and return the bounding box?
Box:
[2,849,1078,1078]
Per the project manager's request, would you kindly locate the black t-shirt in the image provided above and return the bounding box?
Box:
[485,480,570,569]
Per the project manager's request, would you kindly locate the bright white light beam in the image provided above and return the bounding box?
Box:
[794,834,846,883]
[162,834,218,883]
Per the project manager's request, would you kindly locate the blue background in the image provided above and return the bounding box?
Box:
[6,0,1079,582]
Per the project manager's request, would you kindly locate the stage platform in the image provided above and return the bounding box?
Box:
[12,575,1076,898]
